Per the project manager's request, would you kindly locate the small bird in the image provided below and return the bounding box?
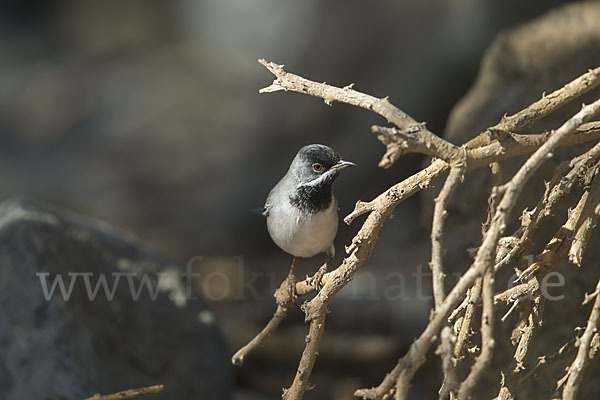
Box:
[263,144,355,292]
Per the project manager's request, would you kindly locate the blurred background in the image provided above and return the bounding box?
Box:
[0,0,584,399]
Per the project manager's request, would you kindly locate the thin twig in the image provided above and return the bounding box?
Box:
[232,262,332,365]
[457,268,495,399]
[453,160,504,390]
[437,327,459,400]
[231,304,289,366]
[493,161,568,274]
[483,162,504,234]
[232,273,298,365]
[447,293,470,325]
[561,278,600,400]
[431,162,467,307]
[259,59,600,168]
[431,157,467,399]
[511,296,545,373]
[282,304,327,400]
[500,297,520,323]
[259,59,436,169]
[583,286,600,306]
[453,278,482,361]
[372,125,465,165]
[466,67,600,149]
[495,172,596,399]
[517,337,577,388]
[569,169,600,266]
[517,180,592,283]
[84,385,163,400]
[494,139,600,274]
[494,177,594,309]
[346,123,600,225]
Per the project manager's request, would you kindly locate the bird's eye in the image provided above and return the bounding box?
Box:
[312,163,323,172]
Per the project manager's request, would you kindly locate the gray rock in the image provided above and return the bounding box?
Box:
[0,197,231,400]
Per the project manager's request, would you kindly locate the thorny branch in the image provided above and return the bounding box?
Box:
[560,278,600,400]
[493,137,600,275]
[360,92,600,400]
[569,168,600,265]
[495,179,594,400]
[450,158,503,399]
[233,61,600,400]
[345,122,600,224]
[457,268,495,399]
[232,270,315,366]
[453,278,482,362]
[259,59,436,169]
[430,156,467,400]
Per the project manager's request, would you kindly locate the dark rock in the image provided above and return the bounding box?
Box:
[0,197,231,400]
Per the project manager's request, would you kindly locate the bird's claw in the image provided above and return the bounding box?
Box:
[309,264,328,292]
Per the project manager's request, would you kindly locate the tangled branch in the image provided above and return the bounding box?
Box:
[233,61,600,400]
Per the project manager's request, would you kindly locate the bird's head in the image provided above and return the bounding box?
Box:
[290,144,355,187]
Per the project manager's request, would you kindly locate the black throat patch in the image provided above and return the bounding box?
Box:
[289,182,333,213]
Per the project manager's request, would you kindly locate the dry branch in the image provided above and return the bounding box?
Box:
[372,125,464,164]
[431,163,466,307]
[497,295,545,400]
[561,278,600,400]
[282,307,327,400]
[517,175,594,283]
[258,59,436,169]
[437,327,459,400]
[494,136,600,274]
[232,273,299,366]
[451,161,503,383]
[453,278,482,361]
[569,170,600,265]
[356,99,600,400]
[428,145,466,400]
[517,337,576,388]
[234,60,600,400]
[458,269,495,399]
[231,304,289,366]
[346,123,600,225]
[466,67,600,148]
[84,385,163,400]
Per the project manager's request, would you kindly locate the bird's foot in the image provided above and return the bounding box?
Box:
[309,264,328,292]
[285,273,298,302]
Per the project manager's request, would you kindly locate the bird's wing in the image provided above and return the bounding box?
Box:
[251,190,272,216]
[251,206,268,216]
[261,196,272,217]
[263,177,289,218]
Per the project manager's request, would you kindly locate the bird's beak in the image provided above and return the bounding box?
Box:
[331,160,356,171]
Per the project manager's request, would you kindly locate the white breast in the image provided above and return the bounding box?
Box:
[266,197,338,258]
